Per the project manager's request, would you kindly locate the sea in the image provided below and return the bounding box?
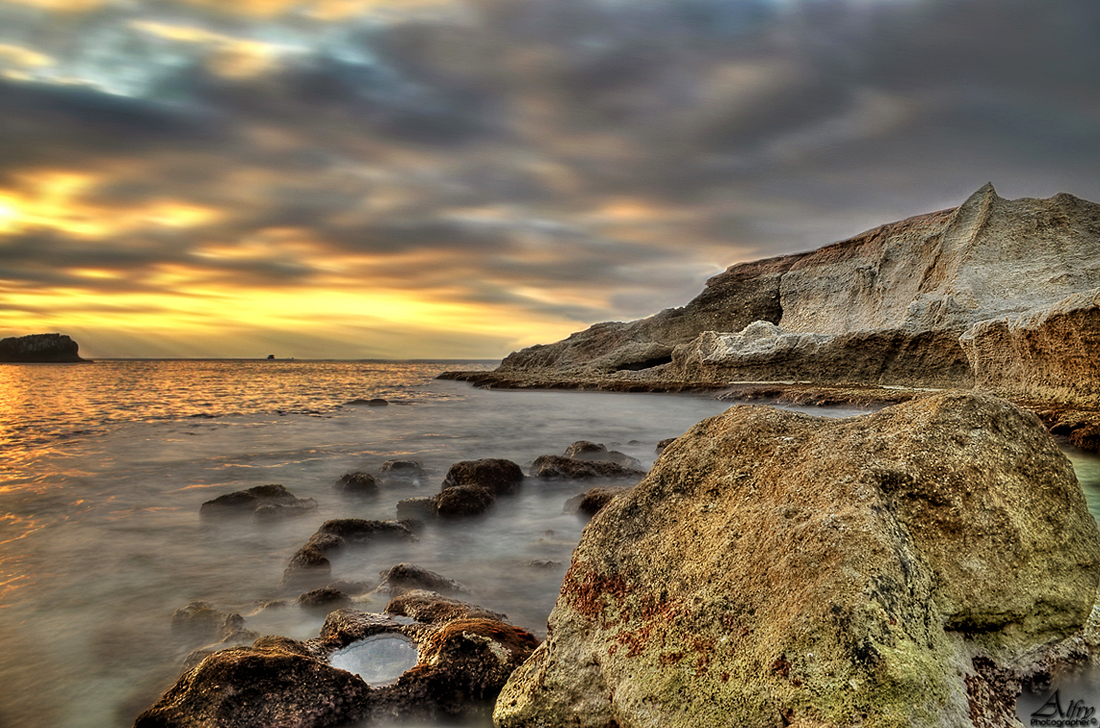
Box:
[0,360,1098,728]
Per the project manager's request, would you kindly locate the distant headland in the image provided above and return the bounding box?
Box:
[0,333,86,363]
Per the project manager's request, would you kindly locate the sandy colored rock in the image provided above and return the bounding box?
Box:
[495,393,1100,728]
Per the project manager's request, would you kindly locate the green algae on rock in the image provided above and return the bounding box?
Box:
[494,393,1100,728]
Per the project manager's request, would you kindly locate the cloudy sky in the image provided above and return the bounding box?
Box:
[0,0,1097,359]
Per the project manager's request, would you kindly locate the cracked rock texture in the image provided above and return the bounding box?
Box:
[494,393,1100,728]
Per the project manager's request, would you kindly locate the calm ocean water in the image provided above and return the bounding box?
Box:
[0,360,1097,728]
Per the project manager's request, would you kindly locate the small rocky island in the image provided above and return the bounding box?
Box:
[0,333,86,362]
[444,184,1100,450]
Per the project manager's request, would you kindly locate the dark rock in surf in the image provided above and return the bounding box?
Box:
[199,484,316,521]
[529,455,646,480]
[441,458,524,496]
[385,590,507,624]
[297,587,354,613]
[562,441,643,469]
[563,485,632,516]
[334,471,378,495]
[377,563,471,596]
[379,460,425,483]
[655,437,676,453]
[282,519,417,591]
[435,485,495,518]
[347,397,389,407]
[0,333,85,362]
[396,496,437,521]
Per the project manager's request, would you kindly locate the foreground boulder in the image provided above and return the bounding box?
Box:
[495,393,1100,728]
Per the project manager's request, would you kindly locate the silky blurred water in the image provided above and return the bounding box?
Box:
[0,360,1096,728]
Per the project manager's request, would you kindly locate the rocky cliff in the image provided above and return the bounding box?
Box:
[0,333,85,362]
[450,185,1100,409]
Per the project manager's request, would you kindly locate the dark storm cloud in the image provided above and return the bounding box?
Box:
[2,0,1099,349]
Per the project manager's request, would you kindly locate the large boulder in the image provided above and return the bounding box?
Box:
[495,393,1100,728]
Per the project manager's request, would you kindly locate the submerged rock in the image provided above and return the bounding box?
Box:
[199,484,316,521]
[563,486,631,517]
[281,519,417,591]
[385,590,507,624]
[434,484,495,518]
[496,393,1100,728]
[377,563,471,596]
[334,471,378,495]
[529,455,646,480]
[562,441,643,469]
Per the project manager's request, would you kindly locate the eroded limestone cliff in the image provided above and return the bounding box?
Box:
[453,185,1100,409]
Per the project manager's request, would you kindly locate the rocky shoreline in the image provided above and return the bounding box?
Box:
[133,393,1100,728]
[438,371,1100,453]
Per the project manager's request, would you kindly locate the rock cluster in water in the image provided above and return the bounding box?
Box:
[444,185,1100,445]
[495,393,1100,728]
[0,333,85,362]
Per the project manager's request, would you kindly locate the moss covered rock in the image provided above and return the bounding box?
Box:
[495,393,1100,728]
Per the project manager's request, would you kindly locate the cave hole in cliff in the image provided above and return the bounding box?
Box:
[614,355,673,372]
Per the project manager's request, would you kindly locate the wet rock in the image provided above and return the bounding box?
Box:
[133,638,370,728]
[529,454,646,480]
[441,458,524,496]
[199,484,316,520]
[347,398,389,406]
[434,485,495,518]
[139,605,539,728]
[562,441,643,469]
[282,519,417,591]
[396,496,437,521]
[654,437,676,453]
[525,560,564,570]
[379,459,424,479]
[377,563,471,596]
[563,485,631,516]
[496,393,1100,728]
[297,587,353,614]
[374,618,539,720]
[1070,424,1100,452]
[170,603,234,646]
[334,471,378,495]
[384,590,508,624]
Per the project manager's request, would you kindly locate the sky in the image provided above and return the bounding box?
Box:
[0,0,1097,360]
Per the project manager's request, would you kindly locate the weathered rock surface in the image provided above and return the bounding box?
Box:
[495,393,1100,728]
[385,590,508,624]
[199,484,316,521]
[442,458,525,495]
[444,186,1100,415]
[281,519,417,590]
[562,486,632,517]
[333,471,378,495]
[377,563,471,596]
[0,333,85,362]
[529,455,646,481]
[136,604,538,728]
[562,441,643,469]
